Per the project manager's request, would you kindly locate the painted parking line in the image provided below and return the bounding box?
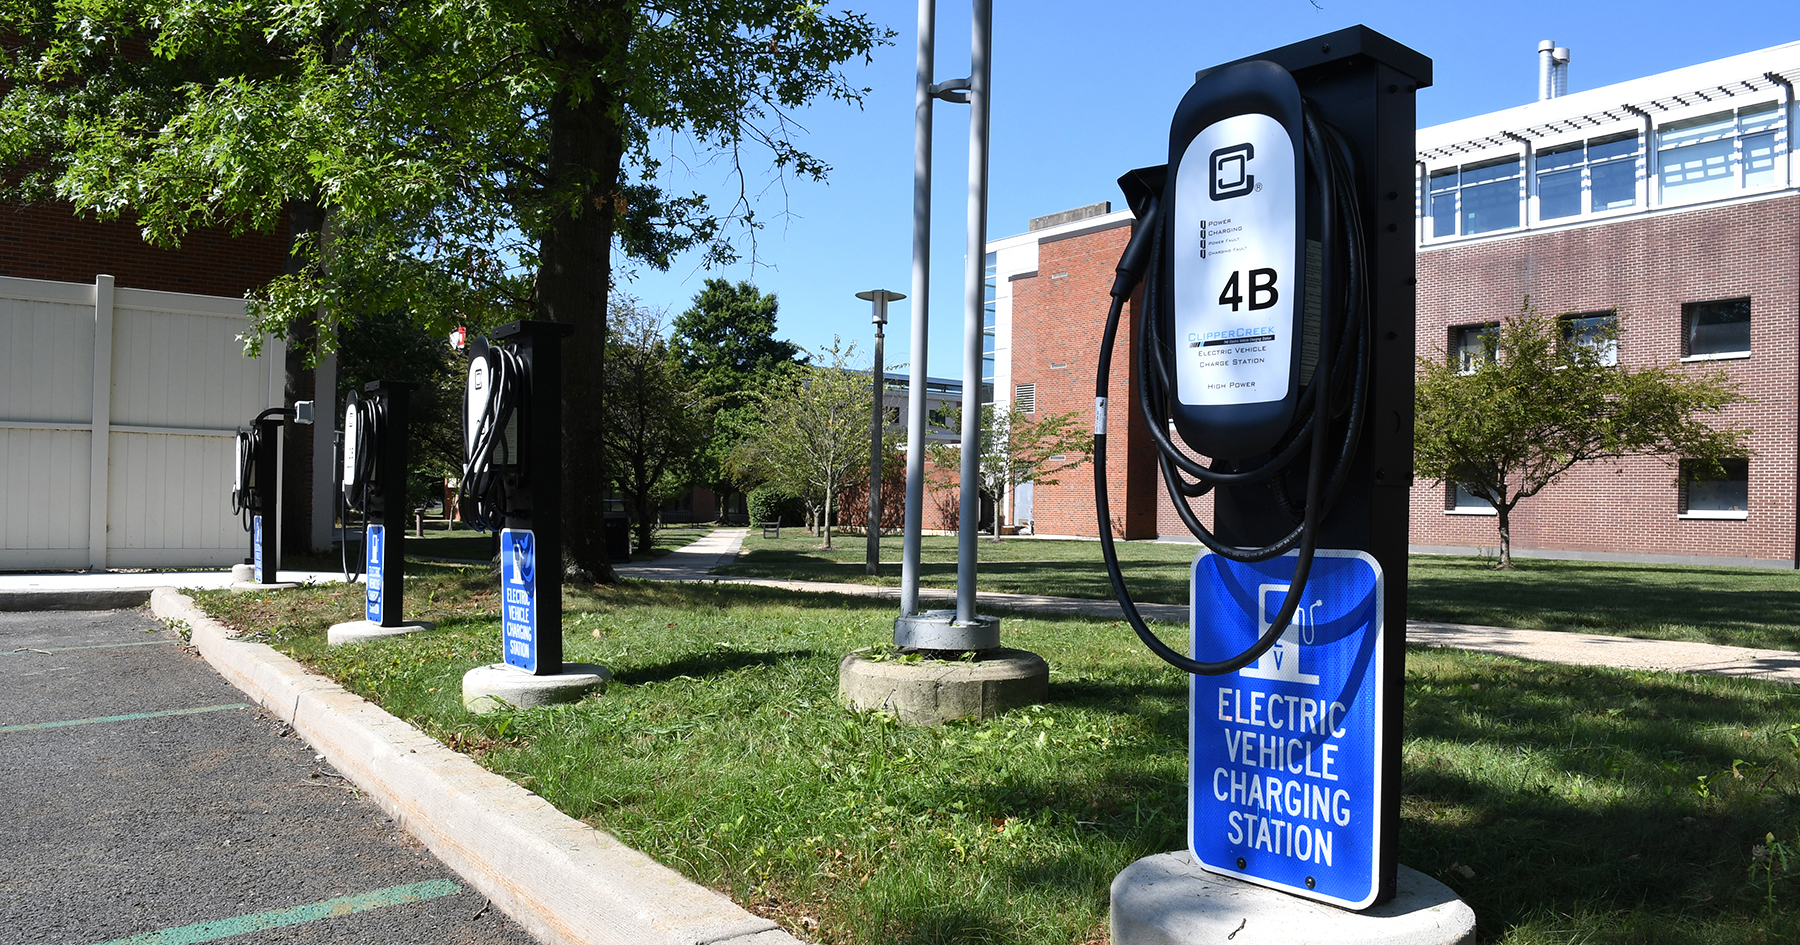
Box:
[4,640,179,655]
[0,703,249,733]
[90,880,463,945]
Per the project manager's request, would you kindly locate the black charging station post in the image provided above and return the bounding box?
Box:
[459,319,610,713]
[1101,26,1473,944]
[233,403,312,590]
[327,379,436,645]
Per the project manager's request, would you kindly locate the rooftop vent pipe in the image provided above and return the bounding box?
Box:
[1538,40,1571,101]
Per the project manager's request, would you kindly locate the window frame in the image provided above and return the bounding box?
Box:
[1443,481,1497,516]
[1559,310,1619,367]
[1426,155,1525,240]
[1448,322,1499,375]
[1531,132,1643,224]
[1655,101,1786,207]
[1677,457,1749,520]
[1679,297,1752,361]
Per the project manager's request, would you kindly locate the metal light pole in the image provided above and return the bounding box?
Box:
[858,289,904,576]
[899,0,937,617]
[894,0,998,652]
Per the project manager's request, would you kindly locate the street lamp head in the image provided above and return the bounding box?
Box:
[856,288,906,325]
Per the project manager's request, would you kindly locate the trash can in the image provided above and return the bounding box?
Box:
[604,517,631,559]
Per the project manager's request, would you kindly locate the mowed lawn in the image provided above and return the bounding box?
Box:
[199,569,1800,945]
[717,532,1800,651]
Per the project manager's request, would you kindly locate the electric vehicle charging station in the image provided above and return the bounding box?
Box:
[457,320,610,713]
[327,380,436,645]
[1099,27,1473,943]
[230,401,313,589]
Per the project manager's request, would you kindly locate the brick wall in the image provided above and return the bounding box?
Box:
[1413,194,1800,564]
[1009,222,1159,539]
[0,202,288,297]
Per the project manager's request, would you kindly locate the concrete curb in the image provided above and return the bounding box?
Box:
[0,588,154,611]
[150,587,802,945]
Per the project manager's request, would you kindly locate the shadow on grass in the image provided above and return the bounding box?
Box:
[616,648,818,686]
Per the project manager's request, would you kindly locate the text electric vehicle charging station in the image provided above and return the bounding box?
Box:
[327,380,435,645]
[230,402,314,588]
[457,320,609,713]
[1097,30,1470,937]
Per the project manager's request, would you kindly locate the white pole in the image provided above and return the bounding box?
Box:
[899,0,936,617]
[954,0,992,625]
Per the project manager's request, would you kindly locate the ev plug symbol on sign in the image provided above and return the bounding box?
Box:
[1210,143,1256,200]
[1238,583,1322,685]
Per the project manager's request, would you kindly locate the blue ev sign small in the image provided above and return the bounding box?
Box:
[1189,549,1385,909]
[252,515,264,583]
[500,528,538,672]
[364,524,386,624]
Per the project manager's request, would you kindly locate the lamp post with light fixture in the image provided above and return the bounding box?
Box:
[858,289,905,575]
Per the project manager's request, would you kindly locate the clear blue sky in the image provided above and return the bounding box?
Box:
[620,1,1800,380]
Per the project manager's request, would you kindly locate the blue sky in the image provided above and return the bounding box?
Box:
[620,1,1800,379]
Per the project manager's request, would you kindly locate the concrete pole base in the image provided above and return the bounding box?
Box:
[893,609,1000,650]
[327,619,436,646]
[229,581,300,592]
[462,662,611,714]
[1111,851,1475,945]
[838,647,1048,724]
[229,563,254,583]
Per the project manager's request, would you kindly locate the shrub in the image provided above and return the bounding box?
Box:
[747,487,803,526]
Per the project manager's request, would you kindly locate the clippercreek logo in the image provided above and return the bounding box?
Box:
[1210,143,1256,200]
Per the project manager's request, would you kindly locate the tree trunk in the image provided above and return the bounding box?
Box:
[280,198,324,560]
[537,37,626,583]
[1495,503,1515,569]
[822,484,833,549]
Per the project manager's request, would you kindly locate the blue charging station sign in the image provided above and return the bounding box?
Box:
[500,528,538,672]
[252,515,264,583]
[1189,549,1385,909]
[365,524,385,623]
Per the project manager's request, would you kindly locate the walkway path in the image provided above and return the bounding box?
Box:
[640,530,1800,687]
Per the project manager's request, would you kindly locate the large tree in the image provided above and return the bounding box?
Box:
[1415,300,1749,568]
[731,338,868,550]
[0,1,888,578]
[603,297,708,555]
[671,278,802,521]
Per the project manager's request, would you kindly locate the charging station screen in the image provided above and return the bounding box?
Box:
[1172,113,1296,407]
[365,524,385,624]
[1188,549,1385,909]
[500,528,537,672]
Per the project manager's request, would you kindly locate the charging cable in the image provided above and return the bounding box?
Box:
[1096,107,1369,676]
[460,337,525,532]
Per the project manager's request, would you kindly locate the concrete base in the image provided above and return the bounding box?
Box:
[838,647,1048,724]
[327,619,436,646]
[229,581,300,592]
[462,662,611,714]
[229,563,254,583]
[1111,851,1475,945]
[893,608,1001,650]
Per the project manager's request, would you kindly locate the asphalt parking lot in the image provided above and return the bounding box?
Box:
[0,607,540,945]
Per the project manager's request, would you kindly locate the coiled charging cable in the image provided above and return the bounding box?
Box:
[1095,108,1369,676]
[460,338,525,533]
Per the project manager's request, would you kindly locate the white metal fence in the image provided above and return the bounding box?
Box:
[0,274,284,569]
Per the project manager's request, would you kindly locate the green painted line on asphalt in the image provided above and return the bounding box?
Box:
[88,880,463,945]
[0,703,249,733]
[4,639,178,655]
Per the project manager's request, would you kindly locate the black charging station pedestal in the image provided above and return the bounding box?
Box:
[460,320,610,714]
[1105,27,1475,944]
[232,405,310,591]
[329,380,436,645]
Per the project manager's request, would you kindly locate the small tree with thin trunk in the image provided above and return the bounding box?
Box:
[929,405,1092,539]
[1414,299,1749,568]
[731,338,870,550]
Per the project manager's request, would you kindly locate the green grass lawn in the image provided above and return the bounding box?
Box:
[199,569,1800,945]
[717,534,1800,651]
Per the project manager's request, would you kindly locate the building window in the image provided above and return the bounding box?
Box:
[1560,311,1618,366]
[1450,323,1498,374]
[1444,481,1496,515]
[1014,383,1036,414]
[1678,458,1748,518]
[1537,133,1640,221]
[1428,157,1523,238]
[1658,103,1783,204]
[982,252,997,406]
[1681,298,1750,359]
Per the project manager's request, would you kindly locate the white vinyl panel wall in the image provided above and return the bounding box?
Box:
[1,289,94,424]
[112,290,264,430]
[0,429,89,567]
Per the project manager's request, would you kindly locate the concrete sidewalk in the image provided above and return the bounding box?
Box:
[643,532,1800,688]
[614,528,748,581]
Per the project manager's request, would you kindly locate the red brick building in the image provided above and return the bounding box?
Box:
[992,40,1800,568]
